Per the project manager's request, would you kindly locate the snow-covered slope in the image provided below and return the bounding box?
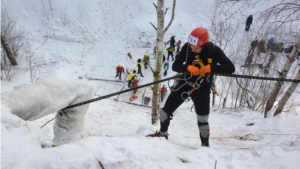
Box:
[1,0,300,169]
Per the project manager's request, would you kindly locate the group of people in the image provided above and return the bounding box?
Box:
[245,36,300,69]
[115,56,146,89]
[246,38,270,59]
[115,50,170,101]
[245,14,299,66]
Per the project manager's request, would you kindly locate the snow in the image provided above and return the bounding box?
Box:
[1,0,300,169]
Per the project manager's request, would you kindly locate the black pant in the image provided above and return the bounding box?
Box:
[115,71,122,80]
[167,52,174,61]
[144,61,148,68]
[248,47,255,55]
[245,24,251,31]
[160,82,210,132]
[138,68,144,77]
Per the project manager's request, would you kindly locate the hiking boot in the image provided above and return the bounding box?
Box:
[200,134,209,147]
[147,130,168,140]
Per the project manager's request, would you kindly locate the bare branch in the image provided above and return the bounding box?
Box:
[164,0,176,34]
[165,8,169,15]
[152,2,157,9]
[258,2,300,31]
[149,22,157,30]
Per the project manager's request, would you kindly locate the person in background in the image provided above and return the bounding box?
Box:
[267,37,275,51]
[144,96,148,105]
[147,27,235,147]
[166,36,176,49]
[167,47,174,61]
[256,38,266,56]
[137,58,144,77]
[245,15,253,31]
[146,97,151,105]
[144,96,151,106]
[176,40,182,54]
[127,70,136,87]
[143,52,150,69]
[131,76,139,95]
[268,37,275,44]
[160,85,168,102]
[296,52,300,65]
[115,65,124,80]
[248,39,258,55]
[244,54,253,67]
[163,60,169,76]
[284,45,293,54]
[265,53,275,68]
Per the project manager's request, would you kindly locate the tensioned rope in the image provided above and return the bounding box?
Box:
[40,73,300,128]
[60,73,300,111]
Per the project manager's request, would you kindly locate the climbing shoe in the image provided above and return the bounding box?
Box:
[200,134,209,147]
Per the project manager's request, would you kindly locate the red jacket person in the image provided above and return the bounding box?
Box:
[115,65,124,80]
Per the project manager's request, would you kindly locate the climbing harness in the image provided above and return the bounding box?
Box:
[180,76,209,102]
[181,88,195,102]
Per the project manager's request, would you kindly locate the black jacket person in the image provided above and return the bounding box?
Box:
[245,15,253,31]
[148,27,235,147]
[136,59,144,77]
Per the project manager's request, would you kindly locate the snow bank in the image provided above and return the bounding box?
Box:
[1,77,94,144]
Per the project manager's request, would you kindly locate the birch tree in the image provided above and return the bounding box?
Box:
[274,68,300,116]
[151,0,176,124]
[264,38,300,117]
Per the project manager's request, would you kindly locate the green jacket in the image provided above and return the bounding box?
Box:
[143,55,150,61]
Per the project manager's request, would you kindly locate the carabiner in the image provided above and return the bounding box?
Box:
[181,92,191,102]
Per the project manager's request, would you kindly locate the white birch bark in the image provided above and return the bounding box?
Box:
[264,38,300,118]
[151,0,176,124]
[274,68,300,116]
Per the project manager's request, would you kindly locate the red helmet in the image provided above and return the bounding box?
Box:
[188,27,209,47]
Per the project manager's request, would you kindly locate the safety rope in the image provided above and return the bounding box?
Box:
[59,73,300,111]
[215,73,300,82]
[40,110,65,129]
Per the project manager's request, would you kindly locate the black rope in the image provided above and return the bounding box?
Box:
[60,73,300,110]
[61,75,180,110]
[214,73,300,83]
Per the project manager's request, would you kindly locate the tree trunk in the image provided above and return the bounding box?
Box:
[274,69,300,116]
[151,0,176,124]
[264,38,300,118]
[1,35,17,65]
[151,0,165,124]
